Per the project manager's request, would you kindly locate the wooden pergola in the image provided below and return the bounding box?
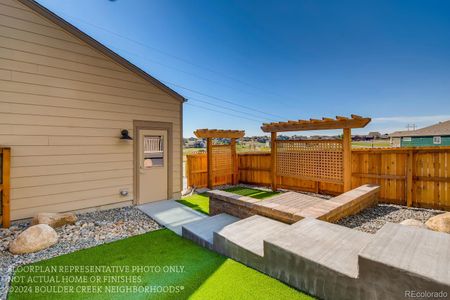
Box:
[194,129,245,189]
[261,115,371,192]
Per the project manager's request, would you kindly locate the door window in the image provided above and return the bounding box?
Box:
[143,136,164,168]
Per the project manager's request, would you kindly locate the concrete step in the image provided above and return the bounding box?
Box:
[214,215,290,272]
[358,222,450,299]
[137,200,207,235]
[264,218,374,300]
[181,213,240,250]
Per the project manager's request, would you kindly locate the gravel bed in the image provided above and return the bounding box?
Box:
[0,206,160,300]
[337,204,443,234]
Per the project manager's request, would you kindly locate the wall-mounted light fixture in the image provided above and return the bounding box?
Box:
[120,129,133,140]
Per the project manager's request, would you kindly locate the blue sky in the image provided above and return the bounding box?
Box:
[38,0,450,137]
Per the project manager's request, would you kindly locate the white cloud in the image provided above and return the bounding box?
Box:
[372,115,450,123]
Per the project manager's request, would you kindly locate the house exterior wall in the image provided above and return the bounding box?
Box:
[400,136,450,147]
[0,0,183,220]
[390,137,401,147]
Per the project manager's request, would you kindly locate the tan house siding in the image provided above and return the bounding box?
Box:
[0,0,183,219]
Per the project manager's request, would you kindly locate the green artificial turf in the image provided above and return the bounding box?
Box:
[8,229,312,300]
[176,193,210,215]
[177,187,279,215]
[222,187,280,199]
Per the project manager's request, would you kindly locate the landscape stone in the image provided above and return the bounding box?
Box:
[399,219,427,229]
[425,212,450,233]
[9,224,58,254]
[32,212,77,228]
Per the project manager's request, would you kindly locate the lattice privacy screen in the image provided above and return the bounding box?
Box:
[276,140,343,183]
[211,145,233,176]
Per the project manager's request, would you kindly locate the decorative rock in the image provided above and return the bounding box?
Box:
[425,212,450,233]
[9,224,58,254]
[337,204,441,234]
[399,219,427,229]
[1,206,161,300]
[32,212,77,228]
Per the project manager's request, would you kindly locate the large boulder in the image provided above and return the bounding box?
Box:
[9,224,58,254]
[425,212,450,233]
[32,212,77,228]
[399,219,427,229]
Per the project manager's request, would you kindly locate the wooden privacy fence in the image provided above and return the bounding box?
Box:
[186,150,237,188]
[186,146,450,211]
[0,147,10,227]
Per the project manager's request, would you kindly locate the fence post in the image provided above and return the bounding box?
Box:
[406,150,414,207]
[207,138,213,189]
[2,148,10,228]
[343,128,352,192]
[271,132,277,191]
[231,138,238,184]
[185,155,191,187]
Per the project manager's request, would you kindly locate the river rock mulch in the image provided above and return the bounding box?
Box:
[0,206,161,300]
[337,204,443,234]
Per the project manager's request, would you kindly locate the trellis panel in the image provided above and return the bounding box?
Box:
[276,140,343,184]
[211,145,233,177]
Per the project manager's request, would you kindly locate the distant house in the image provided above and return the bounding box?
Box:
[368,132,381,139]
[389,120,450,147]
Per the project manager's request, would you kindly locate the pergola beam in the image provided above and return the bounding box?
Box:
[261,115,371,132]
[194,129,245,139]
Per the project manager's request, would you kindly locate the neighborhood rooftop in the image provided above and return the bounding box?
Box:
[389,120,450,137]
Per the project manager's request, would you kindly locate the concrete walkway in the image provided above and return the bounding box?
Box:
[137,200,207,235]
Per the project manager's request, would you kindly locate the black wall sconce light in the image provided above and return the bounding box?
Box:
[120,129,133,140]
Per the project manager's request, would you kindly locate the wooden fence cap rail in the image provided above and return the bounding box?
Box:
[194,129,245,139]
[261,115,371,132]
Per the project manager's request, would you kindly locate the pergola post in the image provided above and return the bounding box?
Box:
[231,138,238,184]
[343,128,352,192]
[271,132,277,191]
[206,137,213,189]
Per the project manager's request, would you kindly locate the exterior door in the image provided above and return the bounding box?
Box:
[138,129,168,203]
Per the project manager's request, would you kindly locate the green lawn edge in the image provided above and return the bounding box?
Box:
[8,229,312,300]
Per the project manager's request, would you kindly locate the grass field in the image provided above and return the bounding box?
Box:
[351,140,390,148]
[183,143,269,158]
[184,139,391,158]
[177,187,279,215]
[9,230,311,300]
